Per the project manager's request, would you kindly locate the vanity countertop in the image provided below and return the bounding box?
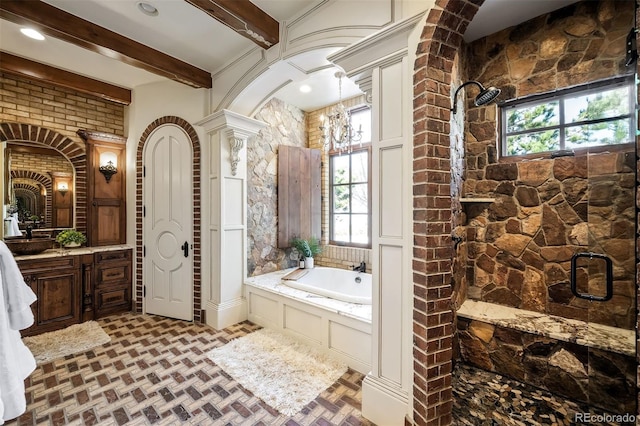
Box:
[13,244,133,261]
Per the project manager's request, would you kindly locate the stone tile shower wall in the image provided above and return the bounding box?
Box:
[247,98,307,276]
[460,0,635,329]
[452,0,638,416]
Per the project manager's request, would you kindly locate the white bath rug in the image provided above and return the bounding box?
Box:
[22,321,111,364]
[207,328,347,416]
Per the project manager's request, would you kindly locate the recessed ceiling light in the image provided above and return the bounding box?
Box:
[137,2,158,16]
[299,84,312,93]
[20,28,45,41]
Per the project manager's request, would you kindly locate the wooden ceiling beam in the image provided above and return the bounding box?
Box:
[0,0,212,89]
[1,52,132,105]
[184,0,279,50]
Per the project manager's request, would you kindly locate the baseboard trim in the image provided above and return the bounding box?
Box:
[205,298,247,329]
[362,374,409,426]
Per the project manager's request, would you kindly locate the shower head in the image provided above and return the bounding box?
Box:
[451,81,501,114]
[474,86,501,106]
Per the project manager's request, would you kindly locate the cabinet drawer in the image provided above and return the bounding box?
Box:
[95,249,131,264]
[95,285,131,316]
[18,256,77,273]
[96,263,130,286]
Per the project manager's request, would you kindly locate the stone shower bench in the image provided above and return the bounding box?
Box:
[457,299,634,357]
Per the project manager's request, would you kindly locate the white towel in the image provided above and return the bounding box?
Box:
[0,241,37,424]
[4,216,21,238]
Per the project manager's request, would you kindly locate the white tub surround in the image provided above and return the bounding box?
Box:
[329,12,426,426]
[197,110,267,329]
[245,268,372,374]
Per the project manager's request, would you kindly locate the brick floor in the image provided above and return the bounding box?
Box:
[6,313,373,426]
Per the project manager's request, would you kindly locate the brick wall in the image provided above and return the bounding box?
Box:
[11,151,73,176]
[0,72,125,138]
[412,0,482,424]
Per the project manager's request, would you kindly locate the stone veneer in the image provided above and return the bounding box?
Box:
[247,98,307,276]
[412,0,639,423]
[459,0,635,330]
[450,0,638,420]
[247,96,373,276]
[458,315,636,414]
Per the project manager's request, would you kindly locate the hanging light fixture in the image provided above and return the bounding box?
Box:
[319,71,363,153]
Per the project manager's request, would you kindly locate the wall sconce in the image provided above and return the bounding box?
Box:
[99,151,118,183]
[57,181,69,196]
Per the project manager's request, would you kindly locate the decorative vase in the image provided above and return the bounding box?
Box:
[304,257,314,269]
[64,242,80,248]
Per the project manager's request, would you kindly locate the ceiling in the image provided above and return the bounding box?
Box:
[0,0,580,112]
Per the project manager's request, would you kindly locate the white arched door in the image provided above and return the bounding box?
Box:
[143,124,193,321]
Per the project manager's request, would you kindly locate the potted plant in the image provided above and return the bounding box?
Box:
[55,229,87,248]
[290,236,322,269]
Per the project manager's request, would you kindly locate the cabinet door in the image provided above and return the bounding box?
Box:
[22,268,81,336]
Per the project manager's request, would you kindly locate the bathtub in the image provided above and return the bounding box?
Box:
[283,266,372,304]
[244,267,372,374]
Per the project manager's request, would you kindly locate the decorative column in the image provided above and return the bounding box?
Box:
[329,14,423,425]
[196,110,267,329]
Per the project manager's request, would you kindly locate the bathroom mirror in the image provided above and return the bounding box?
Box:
[3,141,75,233]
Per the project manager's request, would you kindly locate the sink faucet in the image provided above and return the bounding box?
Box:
[25,225,33,239]
[352,261,366,273]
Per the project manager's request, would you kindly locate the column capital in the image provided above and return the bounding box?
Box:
[196,109,267,136]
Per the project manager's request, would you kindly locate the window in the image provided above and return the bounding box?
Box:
[501,76,635,157]
[329,107,371,247]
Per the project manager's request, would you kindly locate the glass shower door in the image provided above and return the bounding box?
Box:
[574,146,637,420]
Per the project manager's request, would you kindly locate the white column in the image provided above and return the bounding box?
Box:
[196,110,267,329]
[329,14,423,425]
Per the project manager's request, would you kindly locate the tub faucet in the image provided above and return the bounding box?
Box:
[352,261,366,273]
[25,225,33,239]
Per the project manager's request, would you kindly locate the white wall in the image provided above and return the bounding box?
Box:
[125,79,209,303]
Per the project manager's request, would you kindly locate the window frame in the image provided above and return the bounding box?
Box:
[500,75,636,158]
[328,124,372,249]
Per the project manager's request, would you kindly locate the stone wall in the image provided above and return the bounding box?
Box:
[247,98,307,276]
[459,0,635,329]
[458,316,636,414]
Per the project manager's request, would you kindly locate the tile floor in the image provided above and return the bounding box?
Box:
[6,313,372,426]
[7,313,635,426]
[452,364,635,426]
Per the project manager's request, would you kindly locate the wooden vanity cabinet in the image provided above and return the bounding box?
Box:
[16,247,133,336]
[94,249,132,318]
[18,256,82,337]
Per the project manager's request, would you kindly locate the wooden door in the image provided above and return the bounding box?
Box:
[143,125,193,321]
[277,146,321,247]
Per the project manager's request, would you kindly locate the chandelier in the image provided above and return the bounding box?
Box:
[319,71,363,153]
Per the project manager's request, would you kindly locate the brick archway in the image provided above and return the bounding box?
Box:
[0,123,87,235]
[11,170,53,225]
[412,1,484,424]
[135,117,202,322]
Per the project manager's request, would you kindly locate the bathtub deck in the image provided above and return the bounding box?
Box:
[245,268,372,374]
[245,268,372,322]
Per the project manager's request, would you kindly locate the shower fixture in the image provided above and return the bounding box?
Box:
[450,80,501,114]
